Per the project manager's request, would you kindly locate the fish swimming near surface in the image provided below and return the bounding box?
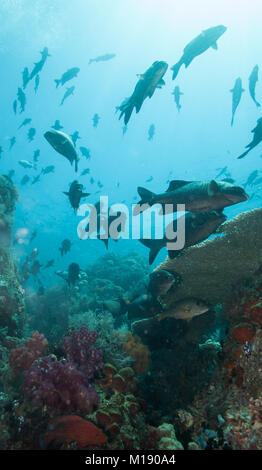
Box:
[147,270,181,298]
[146,176,153,183]
[157,298,209,321]
[237,117,262,159]
[22,67,30,89]
[13,100,17,115]
[34,74,40,93]
[31,173,41,184]
[27,127,36,142]
[80,168,90,176]
[29,48,50,81]
[33,149,40,163]
[215,166,228,179]
[249,65,260,107]
[79,146,91,160]
[9,137,16,150]
[70,131,81,146]
[55,67,80,87]
[134,179,248,216]
[60,86,75,106]
[139,210,226,264]
[20,175,30,185]
[40,47,51,61]
[63,180,90,210]
[44,129,79,172]
[59,239,72,256]
[148,124,155,141]
[230,77,244,126]
[51,120,63,130]
[68,262,80,286]
[41,165,55,175]
[18,118,32,129]
[89,53,116,64]
[92,113,100,128]
[17,87,26,113]
[172,86,184,111]
[171,25,227,80]
[18,160,34,169]
[117,60,168,124]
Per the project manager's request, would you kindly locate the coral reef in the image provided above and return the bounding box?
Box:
[157,208,262,306]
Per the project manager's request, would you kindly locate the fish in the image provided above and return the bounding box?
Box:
[34,74,40,93]
[117,60,168,124]
[30,260,42,277]
[20,175,30,185]
[60,86,75,106]
[51,120,63,130]
[27,127,36,142]
[140,210,226,264]
[243,170,261,188]
[9,137,16,150]
[59,239,72,256]
[97,180,103,188]
[41,165,55,175]
[146,176,153,183]
[89,53,116,64]
[92,113,100,128]
[171,25,227,80]
[33,149,40,162]
[44,259,54,269]
[29,229,37,242]
[134,179,248,216]
[90,177,95,184]
[22,67,30,89]
[237,117,262,159]
[120,293,164,320]
[148,124,155,141]
[157,298,209,321]
[230,77,244,126]
[79,146,91,160]
[215,166,228,179]
[221,177,235,184]
[40,47,51,61]
[31,174,41,184]
[172,86,184,111]
[18,118,32,129]
[29,49,50,81]
[44,129,79,172]
[17,87,26,113]
[70,131,81,146]
[13,100,17,115]
[249,65,260,107]
[147,270,181,298]
[18,160,34,169]
[63,180,90,210]
[55,67,80,87]
[68,262,80,286]
[80,168,90,176]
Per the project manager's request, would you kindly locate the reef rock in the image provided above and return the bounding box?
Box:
[157,209,262,307]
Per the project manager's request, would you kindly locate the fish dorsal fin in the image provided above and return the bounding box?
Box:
[208,180,220,196]
[166,180,191,192]
[211,42,218,50]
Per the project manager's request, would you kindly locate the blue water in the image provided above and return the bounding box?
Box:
[0,0,261,289]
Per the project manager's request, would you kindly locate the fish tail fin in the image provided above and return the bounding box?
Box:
[54,79,60,88]
[237,149,250,159]
[139,238,162,265]
[171,59,183,80]
[133,187,156,216]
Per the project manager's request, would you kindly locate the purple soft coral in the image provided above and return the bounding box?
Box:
[62,326,103,379]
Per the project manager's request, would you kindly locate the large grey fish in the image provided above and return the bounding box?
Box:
[139,211,226,264]
[44,129,79,172]
[237,117,262,159]
[134,179,248,215]
[171,25,227,80]
[172,86,183,111]
[157,298,209,321]
[63,180,90,210]
[117,61,168,124]
[249,65,260,108]
[55,67,80,87]
[89,53,116,65]
[230,77,244,126]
